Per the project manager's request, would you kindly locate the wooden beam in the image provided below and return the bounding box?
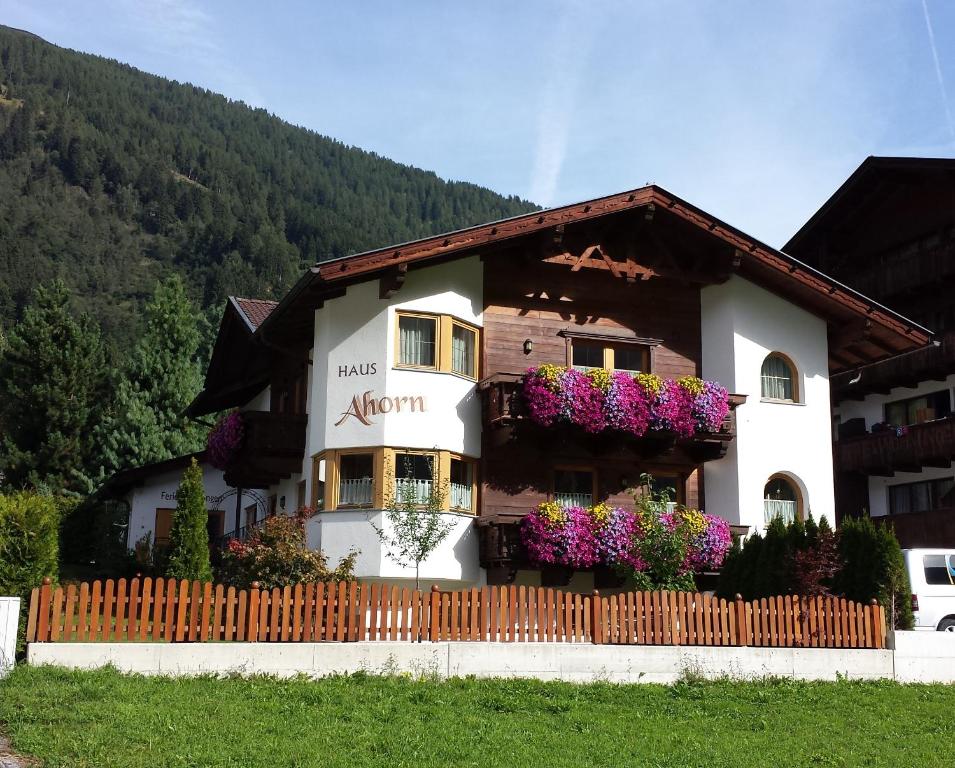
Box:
[379,263,408,300]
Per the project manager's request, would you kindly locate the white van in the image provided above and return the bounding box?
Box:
[904,549,955,631]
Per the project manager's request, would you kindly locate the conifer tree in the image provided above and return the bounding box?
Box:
[0,280,108,492]
[94,275,205,476]
[165,458,212,582]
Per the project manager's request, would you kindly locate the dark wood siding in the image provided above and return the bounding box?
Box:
[480,255,704,517]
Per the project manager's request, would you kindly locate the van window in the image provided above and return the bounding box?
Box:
[923,554,955,586]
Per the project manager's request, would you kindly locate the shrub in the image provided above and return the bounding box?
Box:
[165,458,212,582]
[220,508,357,590]
[833,516,913,629]
[0,491,60,595]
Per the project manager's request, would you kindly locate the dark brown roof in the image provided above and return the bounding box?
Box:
[232,297,278,331]
[256,183,931,369]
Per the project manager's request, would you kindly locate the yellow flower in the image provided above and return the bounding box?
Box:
[590,502,612,524]
[679,507,706,537]
[536,364,566,389]
[635,372,663,395]
[677,376,705,396]
[538,501,566,525]
[586,367,613,392]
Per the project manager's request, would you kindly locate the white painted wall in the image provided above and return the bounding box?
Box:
[124,462,260,548]
[0,597,18,677]
[27,641,896,684]
[295,257,484,584]
[701,276,835,532]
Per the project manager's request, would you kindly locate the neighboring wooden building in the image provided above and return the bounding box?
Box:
[786,156,955,547]
[171,184,926,589]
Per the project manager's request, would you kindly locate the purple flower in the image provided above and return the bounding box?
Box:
[207,410,244,469]
[604,371,651,436]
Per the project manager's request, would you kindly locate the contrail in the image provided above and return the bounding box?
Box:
[921,0,955,145]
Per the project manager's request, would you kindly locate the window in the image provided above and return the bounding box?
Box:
[154,508,175,548]
[572,342,604,370]
[394,452,436,505]
[312,455,327,511]
[612,345,648,374]
[395,312,480,379]
[450,457,475,512]
[553,468,595,508]
[764,476,800,525]
[339,453,374,507]
[885,390,952,426]
[649,475,680,511]
[761,353,797,402]
[451,322,477,378]
[244,504,257,531]
[397,313,437,368]
[889,478,955,515]
[923,554,955,586]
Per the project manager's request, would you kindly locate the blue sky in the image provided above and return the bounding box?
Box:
[3,0,955,246]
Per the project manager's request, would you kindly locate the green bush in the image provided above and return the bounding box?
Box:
[0,491,60,596]
[833,516,913,630]
[165,459,212,582]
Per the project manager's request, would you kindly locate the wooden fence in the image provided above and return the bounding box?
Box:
[26,578,887,649]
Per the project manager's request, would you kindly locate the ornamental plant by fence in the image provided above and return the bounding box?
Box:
[26,578,887,649]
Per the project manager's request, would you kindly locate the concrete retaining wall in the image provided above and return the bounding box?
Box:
[27,641,895,684]
[889,631,955,683]
[0,597,19,678]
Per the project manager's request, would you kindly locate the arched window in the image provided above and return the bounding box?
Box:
[763,475,802,525]
[761,353,797,402]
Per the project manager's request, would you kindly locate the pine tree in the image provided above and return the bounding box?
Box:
[0,280,109,492]
[94,275,205,476]
[165,458,212,582]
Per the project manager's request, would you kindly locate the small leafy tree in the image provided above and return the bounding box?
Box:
[0,491,60,595]
[372,456,455,590]
[219,508,357,589]
[165,459,212,582]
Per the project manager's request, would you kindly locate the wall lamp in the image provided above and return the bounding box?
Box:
[523,338,533,355]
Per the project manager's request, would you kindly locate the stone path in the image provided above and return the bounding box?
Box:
[0,736,32,768]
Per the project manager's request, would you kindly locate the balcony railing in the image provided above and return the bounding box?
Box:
[554,493,593,509]
[479,372,744,462]
[394,478,433,505]
[873,508,955,549]
[339,478,373,507]
[835,416,955,476]
[764,499,798,526]
[450,482,473,511]
[222,411,307,489]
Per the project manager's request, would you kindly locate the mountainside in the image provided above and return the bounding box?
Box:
[0,26,537,344]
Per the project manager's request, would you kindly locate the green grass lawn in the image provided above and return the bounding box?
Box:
[1,666,954,767]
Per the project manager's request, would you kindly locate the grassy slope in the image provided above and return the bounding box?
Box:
[1,666,954,767]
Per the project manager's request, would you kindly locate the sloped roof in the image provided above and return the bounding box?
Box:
[232,297,278,331]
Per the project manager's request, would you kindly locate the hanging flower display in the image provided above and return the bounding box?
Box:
[206,410,245,469]
[521,366,730,439]
[520,499,731,576]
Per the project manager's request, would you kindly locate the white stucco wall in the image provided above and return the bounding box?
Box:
[701,276,835,532]
[124,462,260,548]
[296,257,484,583]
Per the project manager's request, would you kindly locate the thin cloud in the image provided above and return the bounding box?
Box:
[921,0,955,145]
[529,2,598,206]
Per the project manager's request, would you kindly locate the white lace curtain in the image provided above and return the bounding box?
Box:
[399,316,435,366]
[451,325,474,375]
[761,355,794,400]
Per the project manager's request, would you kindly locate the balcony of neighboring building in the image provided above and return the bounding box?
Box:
[836,415,955,476]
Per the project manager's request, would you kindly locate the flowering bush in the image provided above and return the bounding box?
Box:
[521,502,599,568]
[219,508,357,589]
[206,410,244,469]
[521,367,729,439]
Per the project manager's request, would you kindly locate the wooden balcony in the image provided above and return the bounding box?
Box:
[835,417,955,476]
[479,372,744,462]
[872,509,955,549]
[832,331,954,403]
[223,411,307,489]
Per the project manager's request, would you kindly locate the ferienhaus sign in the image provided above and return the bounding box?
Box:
[334,390,426,427]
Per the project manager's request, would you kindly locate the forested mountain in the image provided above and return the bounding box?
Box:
[0,25,537,344]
